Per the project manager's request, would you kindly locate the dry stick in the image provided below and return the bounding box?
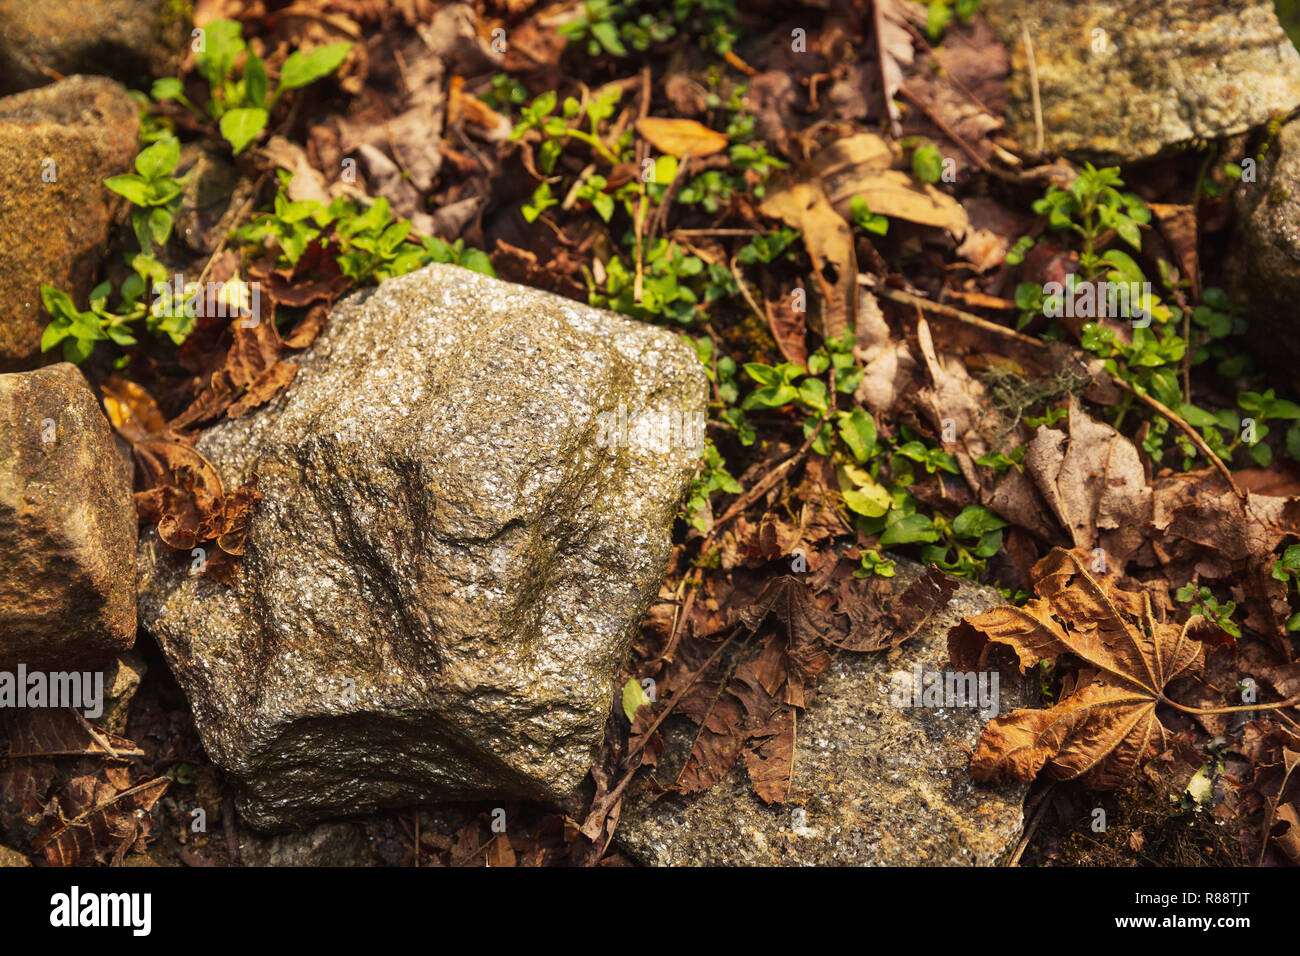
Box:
[70,707,121,760]
[897,86,992,174]
[670,228,760,237]
[897,18,997,118]
[871,0,902,138]
[729,256,768,329]
[195,170,270,288]
[646,155,689,245]
[632,65,653,304]
[660,410,831,665]
[866,282,1046,350]
[1162,693,1300,717]
[1019,16,1044,156]
[1005,783,1055,867]
[1110,377,1244,500]
[866,280,1248,500]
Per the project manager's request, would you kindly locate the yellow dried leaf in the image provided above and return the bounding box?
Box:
[635,117,728,158]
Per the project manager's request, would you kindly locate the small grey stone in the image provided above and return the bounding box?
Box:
[138,264,708,830]
[982,0,1300,162]
[239,820,372,867]
[92,649,146,737]
[614,562,1031,866]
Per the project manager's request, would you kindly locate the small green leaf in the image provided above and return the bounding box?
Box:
[838,409,877,463]
[278,42,353,91]
[912,142,944,184]
[621,677,651,722]
[951,505,1009,539]
[220,107,268,154]
[104,174,153,205]
[151,78,184,101]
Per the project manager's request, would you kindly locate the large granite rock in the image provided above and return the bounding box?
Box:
[138,264,708,830]
[614,563,1031,865]
[0,0,184,95]
[982,0,1300,162]
[1227,116,1300,390]
[0,76,138,370]
[0,363,138,669]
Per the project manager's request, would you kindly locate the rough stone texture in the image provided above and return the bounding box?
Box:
[138,264,708,830]
[0,76,138,371]
[982,0,1300,162]
[239,821,373,867]
[1226,116,1300,390]
[0,363,138,670]
[92,650,147,736]
[0,0,184,95]
[615,562,1031,866]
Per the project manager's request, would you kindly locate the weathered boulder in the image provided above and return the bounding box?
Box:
[138,263,708,830]
[981,0,1300,162]
[0,363,138,670]
[1226,117,1300,390]
[0,0,184,95]
[614,562,1031,865]
[0,76,138,370]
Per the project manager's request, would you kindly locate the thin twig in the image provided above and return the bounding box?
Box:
[898,86,992,173]
[862,278,1248,499]
[1019,16,1044,155]
[1110,377,1245,500]
[1005,783,1055,866]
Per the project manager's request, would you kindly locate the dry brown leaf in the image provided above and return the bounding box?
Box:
[950,548,1203,789]
[635,116,728,158]
[34,776,168,867]
[1148,202,1199,296]
[1023,396,1152,568]
[759,172,857,339]
[814,134,969,236]
[100,377,167,445]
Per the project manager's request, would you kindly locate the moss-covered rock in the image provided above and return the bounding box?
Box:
[982,0,1300,162]
[137,264,708,830]
[0,76,138,371]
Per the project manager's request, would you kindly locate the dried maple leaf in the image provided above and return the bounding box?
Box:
[950,548,1206,788]
[953,549,1300,789]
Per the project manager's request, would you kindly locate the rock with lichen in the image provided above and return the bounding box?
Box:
[137,263,709,830]
[613,562,1031,866]
[981,0,1300,162]
[0,76,138,371]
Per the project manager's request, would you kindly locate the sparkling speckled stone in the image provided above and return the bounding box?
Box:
[614,562,1031,866]
[137,264,708,830]
[982,0,1300,162]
